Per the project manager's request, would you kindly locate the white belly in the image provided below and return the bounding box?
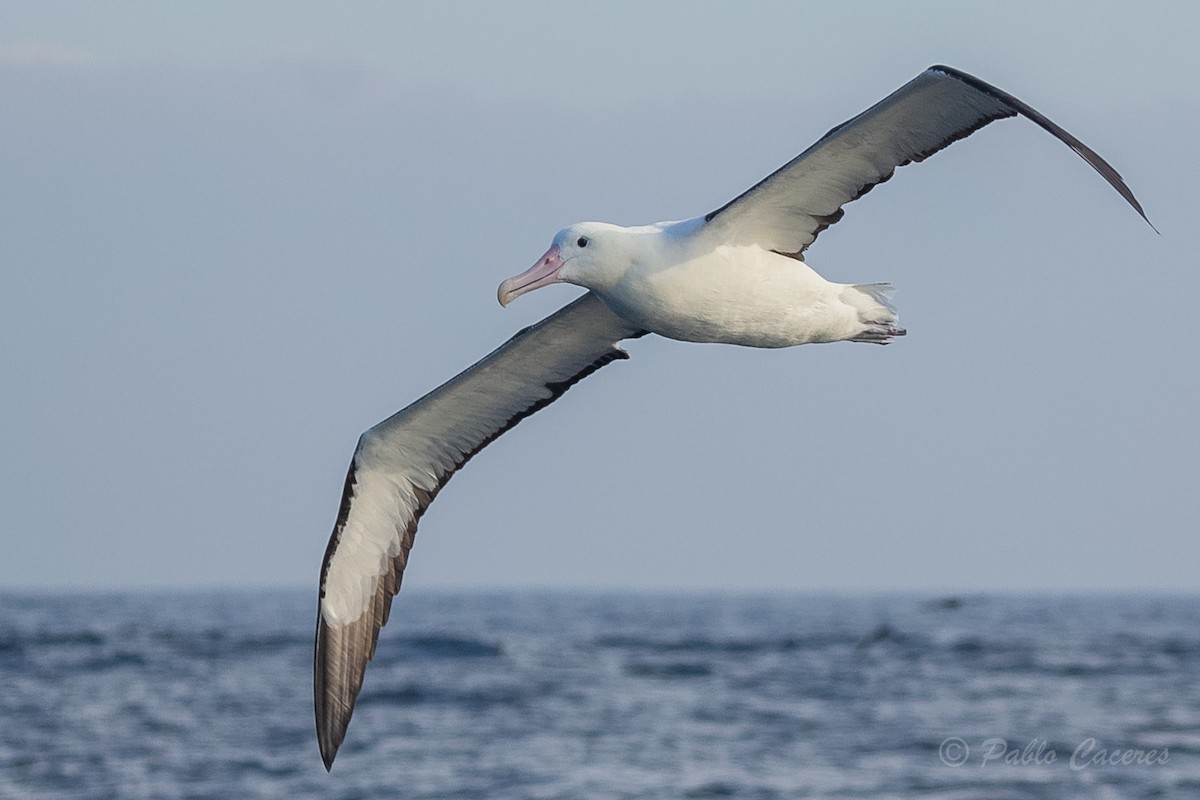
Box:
[601,245,867,348]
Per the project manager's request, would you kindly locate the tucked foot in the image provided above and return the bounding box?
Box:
[850,323,907,345]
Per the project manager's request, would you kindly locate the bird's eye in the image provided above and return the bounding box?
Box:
[577,236,589,248]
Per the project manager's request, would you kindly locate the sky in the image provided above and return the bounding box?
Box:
[1,2,1197,593]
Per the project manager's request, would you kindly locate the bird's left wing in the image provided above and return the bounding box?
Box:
[702,65,1152,257]
[315,291,643,769]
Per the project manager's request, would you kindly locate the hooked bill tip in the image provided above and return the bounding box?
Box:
[497,280,515,307]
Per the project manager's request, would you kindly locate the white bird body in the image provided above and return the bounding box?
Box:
[570,218,898,347]
[311,65,1154,770]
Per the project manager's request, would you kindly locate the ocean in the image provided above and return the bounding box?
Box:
[1,590,1197,799]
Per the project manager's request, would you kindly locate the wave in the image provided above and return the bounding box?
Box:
[373,634,502,664]
[625,661,713,679]
[358,682,529,710]
[591,633,848,655]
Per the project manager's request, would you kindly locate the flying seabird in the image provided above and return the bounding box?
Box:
[313,64,1152,769]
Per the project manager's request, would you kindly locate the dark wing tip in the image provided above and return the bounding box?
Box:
[314,615,354,771]
[929,65,1156,231]
[316,687,342,770]
[315,461,354,769]
[314,585,400,771]
[315,555,411,771]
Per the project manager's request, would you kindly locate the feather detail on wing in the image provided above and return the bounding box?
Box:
[703,65,1153,257]
[314,291,643,769]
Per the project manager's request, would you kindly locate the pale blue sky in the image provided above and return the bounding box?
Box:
[2,2,1196,591]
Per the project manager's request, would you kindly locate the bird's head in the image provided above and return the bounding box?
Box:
[497,222,632,306]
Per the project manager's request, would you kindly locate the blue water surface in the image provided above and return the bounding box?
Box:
[1,590,1198,799]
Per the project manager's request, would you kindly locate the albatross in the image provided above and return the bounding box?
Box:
[313,65,1152,768]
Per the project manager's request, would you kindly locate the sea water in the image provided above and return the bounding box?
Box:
[1,590,1198,799]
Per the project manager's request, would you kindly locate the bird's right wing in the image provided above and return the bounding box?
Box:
[315,291,643,769]
[702,64,1153,257]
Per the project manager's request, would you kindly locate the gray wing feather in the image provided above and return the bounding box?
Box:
[314,292,642,769]
[704,65,1152,256]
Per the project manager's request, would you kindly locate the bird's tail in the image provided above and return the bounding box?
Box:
[845,283,906,345]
